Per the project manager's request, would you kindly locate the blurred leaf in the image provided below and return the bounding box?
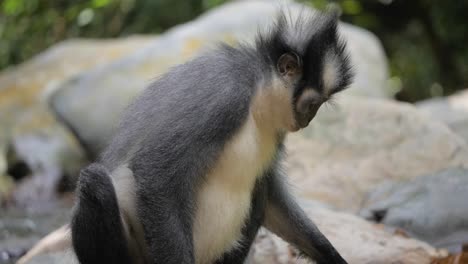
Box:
[92,0,113,8]
[1,0,467,103]
[299,0,328,10]
[77,8,95,27]
[2,0,24,16]
[203,0,227,9]
[341,0,362,15]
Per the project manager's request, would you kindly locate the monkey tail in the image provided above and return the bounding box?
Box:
[71,163,132,264]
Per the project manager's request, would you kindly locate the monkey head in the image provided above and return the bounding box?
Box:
[257,11,354,132]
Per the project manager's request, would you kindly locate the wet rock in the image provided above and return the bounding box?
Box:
[0,204,71,264]
[249,202,446,264]
[359,168,468,252]
[0,37,153,207]
[8,122,84,208]
[417,89,468,142]
[0,104,86,209]
[49,0,390,157]
[285,95,468,212]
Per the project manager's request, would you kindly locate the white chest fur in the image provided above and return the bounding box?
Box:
[193,115,277,264]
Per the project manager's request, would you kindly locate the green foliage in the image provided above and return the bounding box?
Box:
[203,0,227,9]
[0,0,227,71]
[301,0,468,102]
[1,0,467,102]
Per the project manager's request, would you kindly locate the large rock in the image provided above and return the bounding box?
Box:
[285,95,468,212]
[0,204,71,263]
[0,36,153,124]
[359,168,468,252]
[0,37,153,207]
[417,89,468,142]
[250,202,445,264]
[11,202,446,264]
[50,0,390,157]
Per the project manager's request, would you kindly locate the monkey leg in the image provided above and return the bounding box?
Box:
[136,186,196,264]
[71,163,132,264]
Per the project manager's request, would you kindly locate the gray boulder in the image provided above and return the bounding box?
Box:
[417,89,468,142]
[285,95,468,212]
[250,202,446,264]
[49,0,390,157]
[0,205,71,263]
[13,202,446,264]
[0,37,152,207]
[359,168,468,252]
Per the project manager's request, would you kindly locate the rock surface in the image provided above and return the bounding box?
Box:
[5,202,445,264]
[0,37,153,206]
[249,202,446,264]
[417,89,468,142]
[359,168,468,252]
[0,204,71,264]
[285,95,468,212]
[49,0,390,157]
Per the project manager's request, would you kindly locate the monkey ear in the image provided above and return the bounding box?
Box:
[277,52,301,77]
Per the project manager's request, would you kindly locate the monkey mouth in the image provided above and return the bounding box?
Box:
[293,104,319,131]
[295,114,314,129]
[298,118,311,129]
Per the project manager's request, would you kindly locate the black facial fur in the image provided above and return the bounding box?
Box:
[257,11,353,99]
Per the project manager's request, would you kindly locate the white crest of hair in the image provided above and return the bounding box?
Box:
[276,5,338,54]
[280,7,319,53]
[322,50,339,96]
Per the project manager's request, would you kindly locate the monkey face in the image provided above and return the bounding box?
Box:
[276,21,353,131]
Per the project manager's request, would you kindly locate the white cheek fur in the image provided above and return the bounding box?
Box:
[322,52,339,97]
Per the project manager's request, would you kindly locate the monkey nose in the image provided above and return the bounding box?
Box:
[296,103,320,128]
[297,97,315,114]
[302,100,320,117]
[308,109,317,121]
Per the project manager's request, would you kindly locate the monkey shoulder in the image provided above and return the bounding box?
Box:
[113,49,263,182]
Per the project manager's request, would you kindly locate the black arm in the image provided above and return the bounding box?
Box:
[263,169,347,264]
